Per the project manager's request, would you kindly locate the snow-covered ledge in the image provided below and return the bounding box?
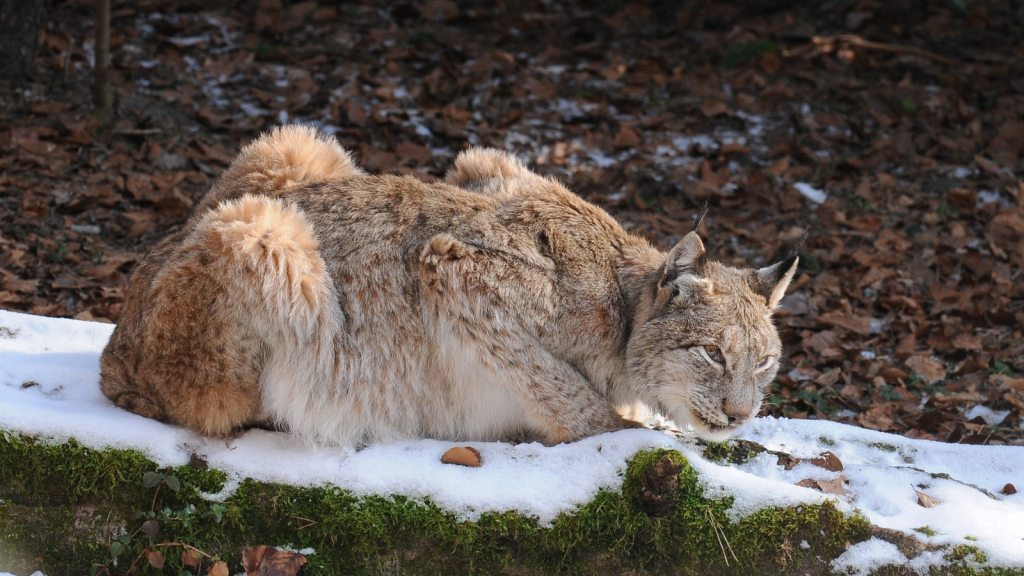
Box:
[0,310,1021,575]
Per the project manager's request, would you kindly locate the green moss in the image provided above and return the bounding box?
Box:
[0,430,900,575]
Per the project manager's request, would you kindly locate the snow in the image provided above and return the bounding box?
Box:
[964,404,1010,425]
[794,182,828,204]
[1,310,1023,573]
[831,538,909,576]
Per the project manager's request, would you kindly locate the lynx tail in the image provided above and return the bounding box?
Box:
[198,125,363,213]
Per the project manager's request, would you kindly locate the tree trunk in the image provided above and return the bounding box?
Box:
[93,0,112,121]
[0,0,46,80]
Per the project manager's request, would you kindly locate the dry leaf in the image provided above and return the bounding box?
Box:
[913,487,942,508]
[182,548,203,567]
[208,560,229,576]
[700,100,730,118]
[795,477,847,496]
[774,452,801,470]
[441,446,481,467]
[613,126,640,149]
[809,451,844,472]
[243,546,308,576]
[905,356,946,384]
[817,476,847,496]
[145,549,164,569]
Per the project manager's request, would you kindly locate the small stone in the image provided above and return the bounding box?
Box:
[1001,483,1017,495]
[441,446,481,467]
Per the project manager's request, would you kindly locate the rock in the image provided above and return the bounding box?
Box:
[441,446,481,467]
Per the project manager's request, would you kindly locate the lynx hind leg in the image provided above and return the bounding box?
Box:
[112,195,339,438]
[196,195,346,439]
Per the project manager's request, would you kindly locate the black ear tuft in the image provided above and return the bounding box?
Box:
[692,202,710,233]
[791,226,811,257]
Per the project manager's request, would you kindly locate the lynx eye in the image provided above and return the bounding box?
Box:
[757,356,772,369]
[703,345,725,364]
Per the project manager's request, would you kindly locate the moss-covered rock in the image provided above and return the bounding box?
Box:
[2,432,1020,576]
[1,432,871,576]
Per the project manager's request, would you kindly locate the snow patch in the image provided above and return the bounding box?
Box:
[830,538,908,576]
[793,182,827,204]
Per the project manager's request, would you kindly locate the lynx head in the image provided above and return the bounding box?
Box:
[626,231,798,441]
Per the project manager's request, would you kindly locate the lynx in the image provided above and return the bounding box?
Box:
[99,126,797,447]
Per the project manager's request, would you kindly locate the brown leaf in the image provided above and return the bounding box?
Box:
[914,487,942,508]
[774,452,801,470]
[243,546,307,576]
[1000,483,1017,495]
[760,52,782,73]
[984,120,1024,166]
[719,142,750,155]
[193,140,236,166]
[818,314,873,336]
[932,391,986,408]
[951,333,982,351]
[421,0,459,22]
[396,140,432,166]
[988,208,1024,266]
[905,356,946,385]
[858,402,897,432]
[613,126,641,149]
[700,100,730,118]
[441,446,481,467]
[795,477,847,496]
[208,560,229,576]
[360,147,399,173]
[182,548,203,567]
[2,279,38,293]
[817,477,847,496]
[145,549,164,569]
[808,451,844,472]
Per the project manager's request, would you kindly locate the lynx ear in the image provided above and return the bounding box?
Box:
[445,148,534,186]
[660,232,707,289]
[754,255,799,309]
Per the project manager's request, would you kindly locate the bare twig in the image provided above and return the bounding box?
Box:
[112,128,163,136]
[810,34,959,66]
[153,542,214,558]
[150,481,162,512]
[705,506,739,567]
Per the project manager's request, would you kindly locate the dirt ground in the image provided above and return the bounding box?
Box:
[2,0,1023,445]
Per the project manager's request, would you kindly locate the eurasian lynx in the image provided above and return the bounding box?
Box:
[100,126,797,446]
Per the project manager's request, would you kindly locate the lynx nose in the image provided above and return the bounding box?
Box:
[723,399,751,425]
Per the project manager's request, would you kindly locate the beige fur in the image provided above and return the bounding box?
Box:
[100,125,797,446]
